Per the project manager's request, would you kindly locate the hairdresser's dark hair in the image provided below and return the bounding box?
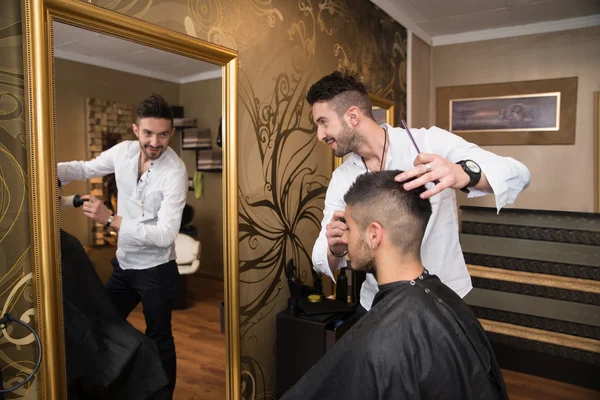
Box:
[344,170,432,255]
[57,178,62,188]
[136,94,173,126]
[306,69,374,120]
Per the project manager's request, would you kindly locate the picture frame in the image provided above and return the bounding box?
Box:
[436,77,578,146]
[370,93,395,127]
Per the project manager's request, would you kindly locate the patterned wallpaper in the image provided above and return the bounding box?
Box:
[2,0,406,398]
[0,0,39,397]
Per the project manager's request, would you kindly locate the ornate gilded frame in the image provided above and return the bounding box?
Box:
[20,0,240,398]
[595,91,600,212]
[333,94,395,169]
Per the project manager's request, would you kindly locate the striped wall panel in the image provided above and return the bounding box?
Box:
[460,206,600,389]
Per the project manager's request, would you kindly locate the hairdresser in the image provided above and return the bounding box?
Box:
[57,94,187,398]
[307,70,531,315]
[59,179,171,399]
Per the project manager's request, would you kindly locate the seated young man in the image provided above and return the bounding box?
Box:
[282,170,508,400]
[58,181,170,399]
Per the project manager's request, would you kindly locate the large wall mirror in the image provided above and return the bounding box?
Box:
[22,0,239,398]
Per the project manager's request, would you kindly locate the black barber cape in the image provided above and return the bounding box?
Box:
[60,229,170,399]
[281,271,508,400]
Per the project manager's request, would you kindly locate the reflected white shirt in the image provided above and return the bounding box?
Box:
[312,124,531,310]
[58,141,188,270]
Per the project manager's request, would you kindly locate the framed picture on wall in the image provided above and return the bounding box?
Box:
[436,77,577,145]
[333,93,395,169]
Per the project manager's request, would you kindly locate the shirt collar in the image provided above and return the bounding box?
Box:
[347,123,395,170]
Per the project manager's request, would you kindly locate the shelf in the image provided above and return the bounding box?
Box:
[182,145,212,150]
[196,168,222,172]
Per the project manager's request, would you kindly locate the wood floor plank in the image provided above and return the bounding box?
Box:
[501,369,600,400]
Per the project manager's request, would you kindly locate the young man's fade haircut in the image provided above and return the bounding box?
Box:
[344,170,433,256]
[306,69,375,120]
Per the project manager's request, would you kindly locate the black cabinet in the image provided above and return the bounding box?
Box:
[275,307,359,398]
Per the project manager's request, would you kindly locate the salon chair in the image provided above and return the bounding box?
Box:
[173,233,201,309]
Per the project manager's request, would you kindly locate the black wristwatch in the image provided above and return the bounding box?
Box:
[456,160,481,194]
[105,212,115,228]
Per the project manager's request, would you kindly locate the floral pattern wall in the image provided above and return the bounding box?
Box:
[0,0,39,397]
[1,0,405,398]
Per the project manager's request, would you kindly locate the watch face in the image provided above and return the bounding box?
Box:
[466,160,481,173]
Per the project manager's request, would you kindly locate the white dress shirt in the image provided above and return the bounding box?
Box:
[312,124,531,311]
[58,141,188,270]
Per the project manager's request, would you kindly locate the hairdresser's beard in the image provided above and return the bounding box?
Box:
[141,143,165,160]
[334,120,363,158]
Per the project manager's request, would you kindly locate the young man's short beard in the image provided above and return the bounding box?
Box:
[362,258,377,279]
[350,234,377,278]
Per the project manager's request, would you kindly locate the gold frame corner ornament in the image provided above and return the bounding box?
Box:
[332,94,395,170]
[21,0,240,398]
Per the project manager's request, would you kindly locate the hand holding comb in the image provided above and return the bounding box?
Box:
[399,120,440,185]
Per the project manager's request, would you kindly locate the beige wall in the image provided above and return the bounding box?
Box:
[178,78,224,278]
[55,58,180,244]
[431,26,600,213]
[411,34,432,129]
[11,1,408,396]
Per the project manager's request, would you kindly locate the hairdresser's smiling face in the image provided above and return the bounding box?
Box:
[312,101,362,158]
[133,117,174,161]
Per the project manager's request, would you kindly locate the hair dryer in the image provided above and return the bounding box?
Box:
[60,194,87,208]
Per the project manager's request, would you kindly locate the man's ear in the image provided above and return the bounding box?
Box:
[132,123,139,138]
[368,221,384,249]
[169,127,176,138]
[346,106,361,127]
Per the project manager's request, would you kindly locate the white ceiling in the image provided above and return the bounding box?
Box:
[53,22,222,84]
[372,0,600,45]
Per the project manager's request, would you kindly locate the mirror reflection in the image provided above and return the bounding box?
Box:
[54,21,226,399]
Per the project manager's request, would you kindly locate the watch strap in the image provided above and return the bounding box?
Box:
[105,213,114,228]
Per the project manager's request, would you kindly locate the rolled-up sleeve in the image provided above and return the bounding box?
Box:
[312,169,348,281]
[119,170,187,248]
[426,127,531,212]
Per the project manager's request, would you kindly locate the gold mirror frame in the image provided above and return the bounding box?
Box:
[595,91,600,212]
[20,0,240,398]
[333,94,395,169]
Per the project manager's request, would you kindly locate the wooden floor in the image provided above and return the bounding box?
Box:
[502,369,600,400]
[126,274,599,400]
[128,273,226,400]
